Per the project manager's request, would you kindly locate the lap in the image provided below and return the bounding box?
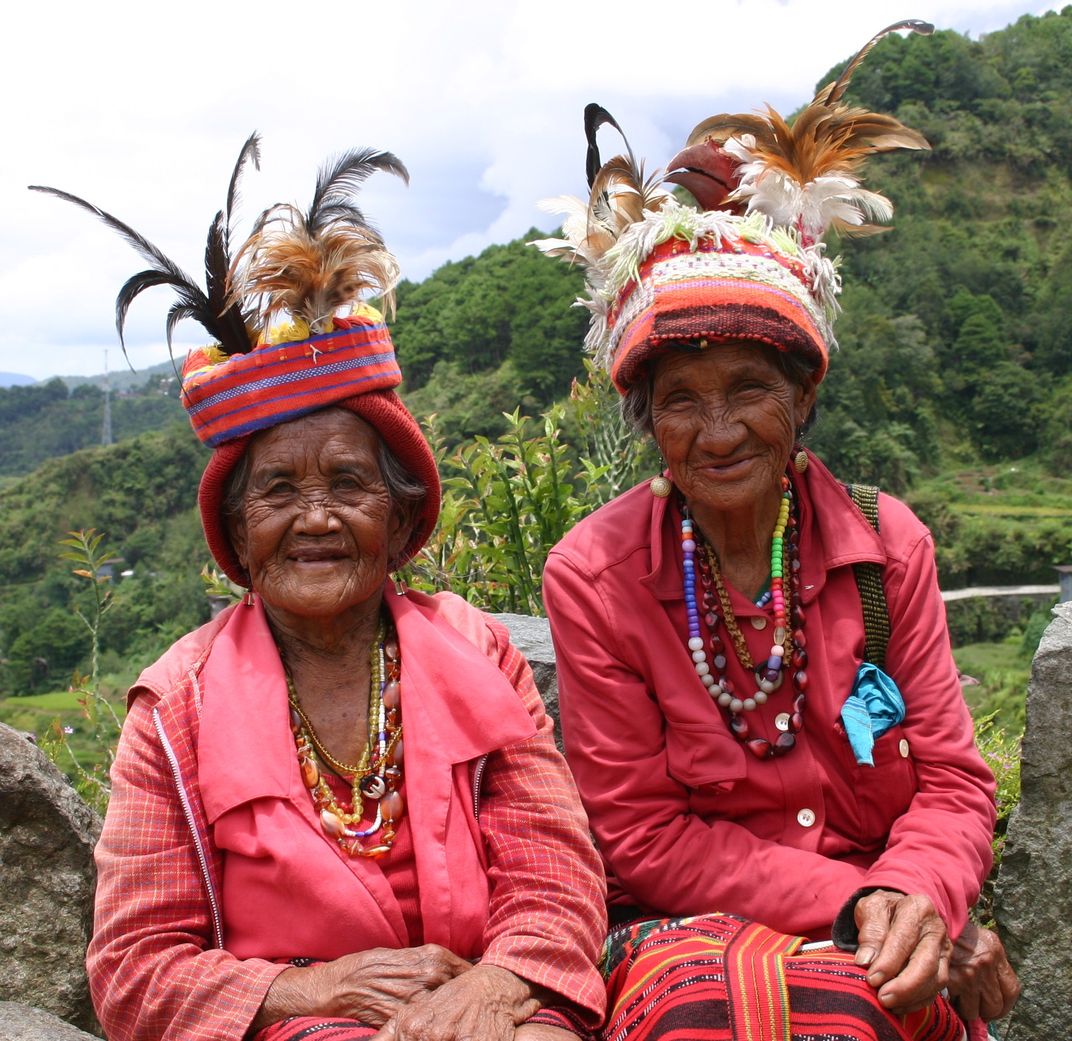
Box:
[601,913,964,1041]
[254,1017,377,1041]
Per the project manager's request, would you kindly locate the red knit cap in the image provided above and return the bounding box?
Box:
[198,389,440,586]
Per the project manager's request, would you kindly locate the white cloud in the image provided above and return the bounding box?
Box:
[0,0,1061,379]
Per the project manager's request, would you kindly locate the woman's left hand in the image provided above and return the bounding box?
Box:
[853,889,952,1015]
[947,921,1020,1022]
[370,964,541,1041]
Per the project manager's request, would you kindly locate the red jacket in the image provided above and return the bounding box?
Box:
[544,453,995,941]
[88,584,606,1041]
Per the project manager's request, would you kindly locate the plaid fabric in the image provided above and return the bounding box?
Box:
[602,914,964,1041]
[88,594,606,1041]
[182,313,401,447]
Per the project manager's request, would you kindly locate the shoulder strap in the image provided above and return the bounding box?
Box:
[846,483,890,669]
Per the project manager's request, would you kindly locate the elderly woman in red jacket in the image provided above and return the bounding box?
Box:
[538,39,1018,1041]
[36,138,605,1041]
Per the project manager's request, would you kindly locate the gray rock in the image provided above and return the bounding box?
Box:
[994,601,1072,1041]
[495,614,561,747]
[0,724,102,1033]
[0,1002,102,1040]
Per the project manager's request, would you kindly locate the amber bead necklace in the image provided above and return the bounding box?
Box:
[284,617,405,857]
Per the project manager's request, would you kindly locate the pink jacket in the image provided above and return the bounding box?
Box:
[88,584,606,1041]
[544,453,995,941]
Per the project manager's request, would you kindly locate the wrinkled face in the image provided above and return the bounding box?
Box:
[229,409,411,623]
[650,342,816,515]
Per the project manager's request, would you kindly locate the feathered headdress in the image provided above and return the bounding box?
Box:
[31,136,411,446]
[31,136,441,581]
[536,20,933,391]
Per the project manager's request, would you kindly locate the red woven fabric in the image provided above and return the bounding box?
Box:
[182,316,401,448]
[605,237,830,392]
[602,914,964,1041]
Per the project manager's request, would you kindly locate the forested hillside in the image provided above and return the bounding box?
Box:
[1,10,1070,697]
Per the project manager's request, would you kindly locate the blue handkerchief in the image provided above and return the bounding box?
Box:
[840,663,906,766]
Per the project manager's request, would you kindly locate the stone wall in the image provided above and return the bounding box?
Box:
[993,601,1072,1041]
[0,724,102,1035]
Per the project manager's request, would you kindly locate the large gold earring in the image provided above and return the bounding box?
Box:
[650,475,673,498]
[793,445,808,474]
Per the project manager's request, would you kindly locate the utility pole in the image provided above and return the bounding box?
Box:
[101,348,113,446]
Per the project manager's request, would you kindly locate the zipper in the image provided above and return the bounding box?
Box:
[153,707,224,948]
[471,753,489,821]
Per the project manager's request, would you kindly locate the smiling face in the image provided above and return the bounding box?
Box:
[650,342,816,518]
[228,409,412,628]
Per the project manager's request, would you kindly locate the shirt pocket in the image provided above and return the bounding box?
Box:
[664,718,748,793]
[848,724,918,847]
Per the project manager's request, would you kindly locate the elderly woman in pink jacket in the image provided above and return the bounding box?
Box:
[538,33,1018,1041]
[35,138,605,1041]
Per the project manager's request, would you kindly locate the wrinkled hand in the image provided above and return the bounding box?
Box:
[947,922,1020,1022]
[853,890,952,1015]
[255,945,473,1029]
[371,964,540,1041]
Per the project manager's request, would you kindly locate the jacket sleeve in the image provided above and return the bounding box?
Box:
[474,623,608,1029]
[87,693,287,1041]
[544,549,868,938]
[853,520,996,939]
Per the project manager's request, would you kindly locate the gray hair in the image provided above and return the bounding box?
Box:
[619,341,819,439]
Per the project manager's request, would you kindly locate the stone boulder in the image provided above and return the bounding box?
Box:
[0,723,102,1034]
[994,600,1072,1041]
[496,614,561,746]
[0,1001,102,1040]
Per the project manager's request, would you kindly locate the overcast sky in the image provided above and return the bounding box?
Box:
[0,0,1059,381]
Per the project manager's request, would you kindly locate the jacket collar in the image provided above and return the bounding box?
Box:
[195,586,535,821]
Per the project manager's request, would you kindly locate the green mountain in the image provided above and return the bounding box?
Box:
[2,10,1071,697]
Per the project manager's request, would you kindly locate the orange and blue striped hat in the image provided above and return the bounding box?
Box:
[181,307,401,447]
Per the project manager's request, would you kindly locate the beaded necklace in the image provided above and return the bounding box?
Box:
[681,475,809,759]
[285,618,405,858]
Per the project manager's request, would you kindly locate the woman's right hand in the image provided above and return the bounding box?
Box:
[254,944,473,1029]
[852,889,952,1016]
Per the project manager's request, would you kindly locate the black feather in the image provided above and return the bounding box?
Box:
[584,103,631,190]
[203,133,262,355]
[306,148,409,236]
[29,185,216,367]
[224,132,261,256]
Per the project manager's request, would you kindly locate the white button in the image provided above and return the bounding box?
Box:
[750,616,767,630]
[899,739,910,758]
[775,712,791,732]
[797,808,816,828]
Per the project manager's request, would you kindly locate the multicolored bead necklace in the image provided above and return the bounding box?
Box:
[681,474,808,759]
[285,618,405,857]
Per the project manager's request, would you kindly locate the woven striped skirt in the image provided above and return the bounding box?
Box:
[601,913,964,1041]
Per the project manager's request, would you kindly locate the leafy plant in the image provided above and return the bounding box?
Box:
[972,713,1023,926]
[40,529,125,813]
